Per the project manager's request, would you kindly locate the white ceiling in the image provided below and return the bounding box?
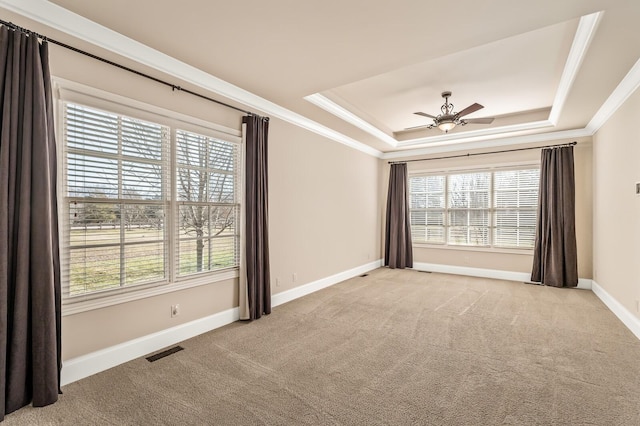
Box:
[3,0,640,157]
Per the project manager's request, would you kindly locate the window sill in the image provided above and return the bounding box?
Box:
[412,243,534,256]
[62,269,239,316]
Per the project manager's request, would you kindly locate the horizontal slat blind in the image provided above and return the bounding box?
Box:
[493,169,540,248]
[63,103,170,301]
[409,175,445,244]
[448,172,491,246]
[409,167,539,249]
[176,130,239,278]
[61,98,242,307]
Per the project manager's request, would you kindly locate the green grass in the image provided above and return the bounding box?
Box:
[69,228,236,296]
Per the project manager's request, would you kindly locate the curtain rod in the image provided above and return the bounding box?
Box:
[0,19,267,119]
[388,141,578,164]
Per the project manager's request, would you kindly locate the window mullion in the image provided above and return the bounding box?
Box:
[490,171,494,248]
[444,176,449,245]
[169,127,177,283]
[466,191,471,245]
[118,115,125,288]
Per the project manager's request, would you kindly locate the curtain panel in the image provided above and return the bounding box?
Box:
[385,163,413,269]
[0,27,61,419]
[239,115,271,320]
[531,145,578,287]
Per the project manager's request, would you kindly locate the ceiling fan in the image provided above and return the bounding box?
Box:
[411,91,495,133]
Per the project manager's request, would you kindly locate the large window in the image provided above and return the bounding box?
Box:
[62,101,240,303]
[176,130,238,276]
[410,167,540,249]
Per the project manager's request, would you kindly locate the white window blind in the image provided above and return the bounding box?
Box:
[493,169,539,248]
[176,130,239,277]
[409,167,539,249]
[409,175,445,244]
[62,101,241,304]
[448,172,491,246]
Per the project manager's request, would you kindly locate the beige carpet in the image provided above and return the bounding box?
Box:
[6,268,640,425]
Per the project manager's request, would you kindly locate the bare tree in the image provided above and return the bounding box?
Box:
[177,132,235,272]
[120,119,236,272]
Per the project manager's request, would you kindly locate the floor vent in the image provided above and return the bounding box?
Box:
[418,270,432,273]
[360,274,369,277]
[146,346,184,362]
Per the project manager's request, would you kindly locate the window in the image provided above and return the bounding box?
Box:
[448,172,490,246]
[62,101,240,303]
[409,167,540,249]
[176,130,239,276]
[409,175,445,244]
[493,169,539,248]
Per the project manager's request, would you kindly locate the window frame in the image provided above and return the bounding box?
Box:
[65,105,172,295]
[492,168,540,250]
[409,163,540,253]
[446,171,492,247]
[55,78,243,315]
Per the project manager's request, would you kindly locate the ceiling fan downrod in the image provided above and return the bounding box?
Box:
[440,91,455,116]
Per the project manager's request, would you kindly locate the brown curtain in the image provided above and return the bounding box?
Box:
[240,115,271,320]
[385,163,413,269]
[531,145,578,287]
[0,27,62,419]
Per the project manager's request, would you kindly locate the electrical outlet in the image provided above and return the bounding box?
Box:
[636,299,640,313]
[292,273,297,283]
[276,277,281,287]
[171,304,180,317]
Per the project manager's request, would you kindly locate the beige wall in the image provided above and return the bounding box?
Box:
[269,122,380,293]
[45,42,380,359]
[593,88,640,321]
[380,139,593,278]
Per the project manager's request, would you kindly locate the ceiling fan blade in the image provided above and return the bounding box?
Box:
[414,111,437,119]
[456,103,484,118]
[463,117,495,124]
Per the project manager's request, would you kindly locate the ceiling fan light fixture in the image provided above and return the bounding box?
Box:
[438,120,456,132]
[412,91,494,133]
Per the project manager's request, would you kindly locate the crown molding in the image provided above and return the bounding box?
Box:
[0,0,382,158]
[397,120,554,147]
[305,93,398,147]
[381,128,591,160]
[585,56,640,134]
[548,11,603,125]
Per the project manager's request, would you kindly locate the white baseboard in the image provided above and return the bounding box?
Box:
[592,280,640,341]
[271,259,383,307]
[61,259,383,386]
[577,278,592,290]
[412,262,592,290]
[61,307,240,386]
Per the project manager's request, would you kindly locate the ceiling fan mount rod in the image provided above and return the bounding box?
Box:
[440,91,455,115]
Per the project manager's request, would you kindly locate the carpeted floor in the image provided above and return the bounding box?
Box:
[6,268,640,425]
